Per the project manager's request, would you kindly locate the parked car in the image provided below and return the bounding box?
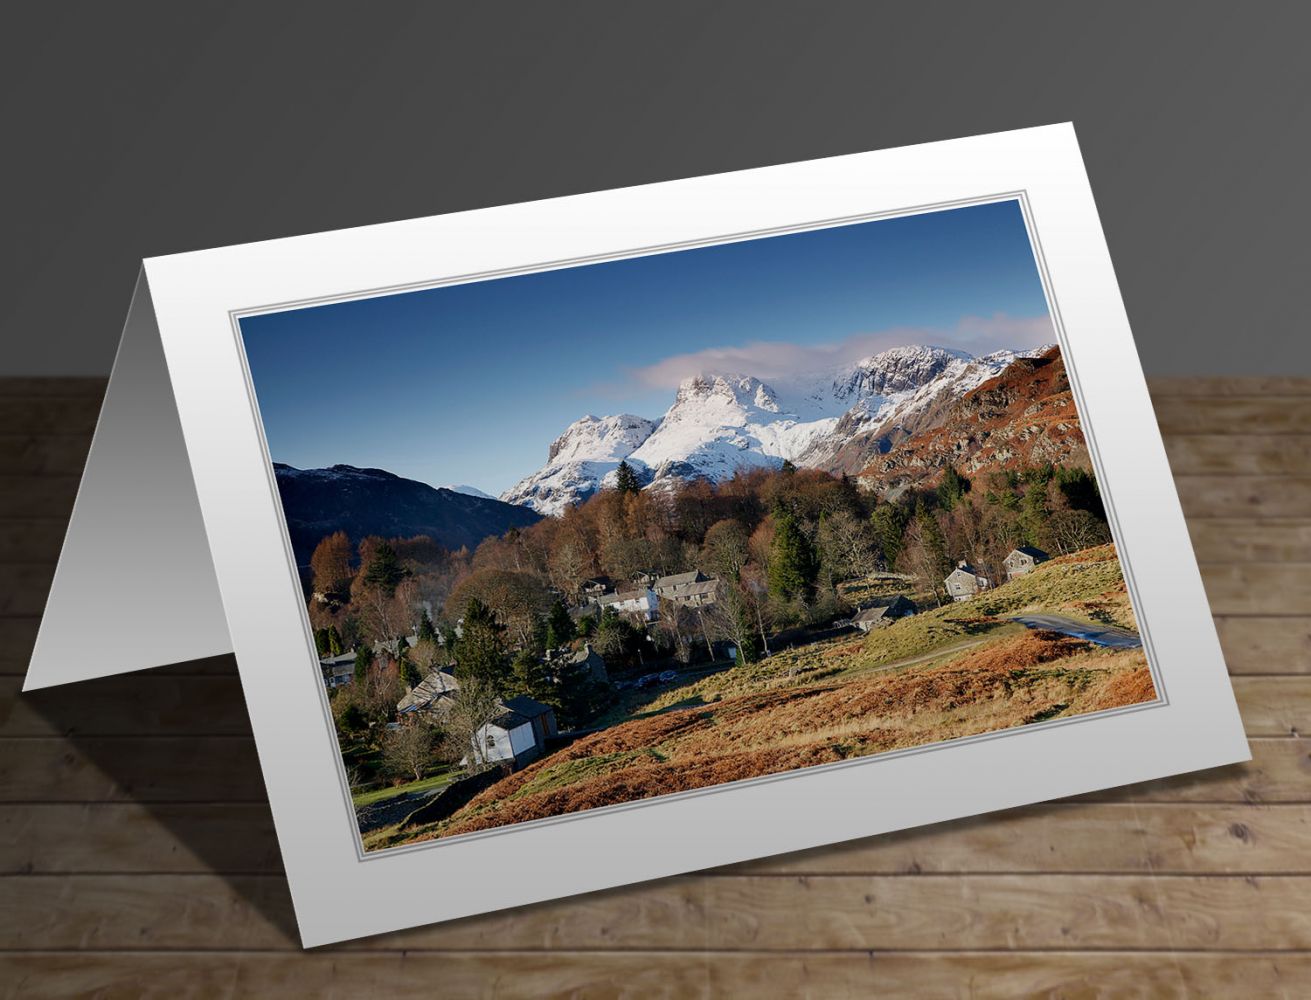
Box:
[636,673,661,689]
[658,670,678,683]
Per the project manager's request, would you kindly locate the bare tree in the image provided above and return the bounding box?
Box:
[1047,508,1111,555]
[382,721,437,783]
[703,580,760,664]
[655,599,696,664]
[442,677,501,773]
[816,509,878,582]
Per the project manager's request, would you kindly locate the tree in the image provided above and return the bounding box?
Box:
[382,721,436,783]
[702,518,750,581]
[1047,508,1111,555]
[453,597,511,694]
[443,677,502,773]
[399,655,423,691]
[363,542,409,597]
[614,460,641,494]
[310,531,354,601]
[870,503,909,570]
[816,508,878,583]
[936,466,970,511]
[545,599,576,649]
[353,644,375,684]
[768,512,817,600]
[655,599,697,664]
[705,579,761,664]
[511,649,556,703]
[416,609,438,643]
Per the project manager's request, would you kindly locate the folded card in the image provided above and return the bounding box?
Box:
[26,124,1247,947]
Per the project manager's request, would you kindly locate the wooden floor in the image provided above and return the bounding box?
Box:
[1,376,1309,998]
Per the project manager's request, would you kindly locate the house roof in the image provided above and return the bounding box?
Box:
[1010,546,1050,560]
[395,666,460,713]
[501,695,554,720]
[655,570,705,590]
[853,605,893,624]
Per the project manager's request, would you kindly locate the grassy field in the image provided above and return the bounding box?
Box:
[351,767,460,808]
[368,544,1152,849]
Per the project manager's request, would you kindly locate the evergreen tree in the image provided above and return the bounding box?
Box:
[314,627,330,656]
[400,657,423,690]
[454,597,511,695]
[545,599,576,649]
[780,458,798,475]
[528,610,549,656]
[1020,483,1050,548]
[327,626,344,657]
[916,501,951,578]
[936,466,970,510]
[511,649,556,702]
[363,541,409,597]
[767,512,818,600]
[614,460,641,494]
[870,503,909,570]
[416,609,437,643]
[352,643,375,683]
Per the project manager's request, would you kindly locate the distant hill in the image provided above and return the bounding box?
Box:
[273,464,541,566]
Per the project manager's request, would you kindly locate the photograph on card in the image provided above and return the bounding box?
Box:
[238,198,1155,851]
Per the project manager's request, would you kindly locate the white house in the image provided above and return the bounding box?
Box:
[476,696,558,766]
[600,587,659,622]
[944,560,992,601]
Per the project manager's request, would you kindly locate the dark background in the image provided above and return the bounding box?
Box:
[3,2,1308,376]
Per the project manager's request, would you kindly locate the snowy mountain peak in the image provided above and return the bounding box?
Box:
[502,343,1046,515]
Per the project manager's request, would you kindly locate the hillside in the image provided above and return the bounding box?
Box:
[274,463,542,566]
[372,544,1151,847]
[850,346,1088,497]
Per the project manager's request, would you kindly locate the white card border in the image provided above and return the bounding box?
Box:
[143,123,1248,947]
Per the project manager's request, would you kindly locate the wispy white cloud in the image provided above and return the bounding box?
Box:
[615,313,1054,392]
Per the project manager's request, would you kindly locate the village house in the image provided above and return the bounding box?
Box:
[654,570,720,608]
[1004,546,1051,580]
[580,577,615,606]
[476,695,558,766]
[395,666,461,717]
[851,595,919,632]
[944,560,992,601]
[319,651,356,690]
[600,586,660,622]
[556,642,608,684]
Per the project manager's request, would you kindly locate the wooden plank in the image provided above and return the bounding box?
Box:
[3,873,1310,953]
[0,735,1303,807]
[1216,617,1311,674]
[0,476,78,519]
[1148,376,1311,397]
[1190,520,1311,563]
[1153,396,1311,435]
[1,951,1308,997]
[1178,476,1311,519]
[0,378,105,398]
[1166,434,1311,476]
[6,802,1310,877]
[0,676,253,737]
[1200,564,1311,616]
[0,522,68,563]
[1232,677,1310,736]
[731,803,1311,877]
[0,738,267,803]
[0,397,102,436]
[0,952,709,998]
[0,434,91,477]
[0,564,54,616]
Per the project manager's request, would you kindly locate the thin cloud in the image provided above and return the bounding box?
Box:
[616,313,1055,391]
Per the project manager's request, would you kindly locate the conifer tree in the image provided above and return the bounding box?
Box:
[454,597,511,695]
[416,610,437,643]
[768,512,818,600]
[614,460,641,494]
[545,599,576,649]
[363,541,408,597]
[353,644,375,683]
[936,466,969,510]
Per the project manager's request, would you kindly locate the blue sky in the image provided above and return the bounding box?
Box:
[240,199,1051,496]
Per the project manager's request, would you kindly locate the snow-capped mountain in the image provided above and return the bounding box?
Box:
[444,484,495,499]
[502,345,1051,514]
[500,414,657,515]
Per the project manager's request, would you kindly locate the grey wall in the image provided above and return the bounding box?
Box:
[4,2,1308,376]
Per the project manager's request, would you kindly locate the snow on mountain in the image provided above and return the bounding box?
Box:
[502,345,1048,514]
[444,484,495,499]
[500,414,657,516]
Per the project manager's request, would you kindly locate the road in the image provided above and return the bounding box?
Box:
[1009,614,1143,649]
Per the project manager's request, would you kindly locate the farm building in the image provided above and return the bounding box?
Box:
[477,695,558,766]
[851,595,918,631]
[1004,546,1050,579]
[944,560,992,601]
